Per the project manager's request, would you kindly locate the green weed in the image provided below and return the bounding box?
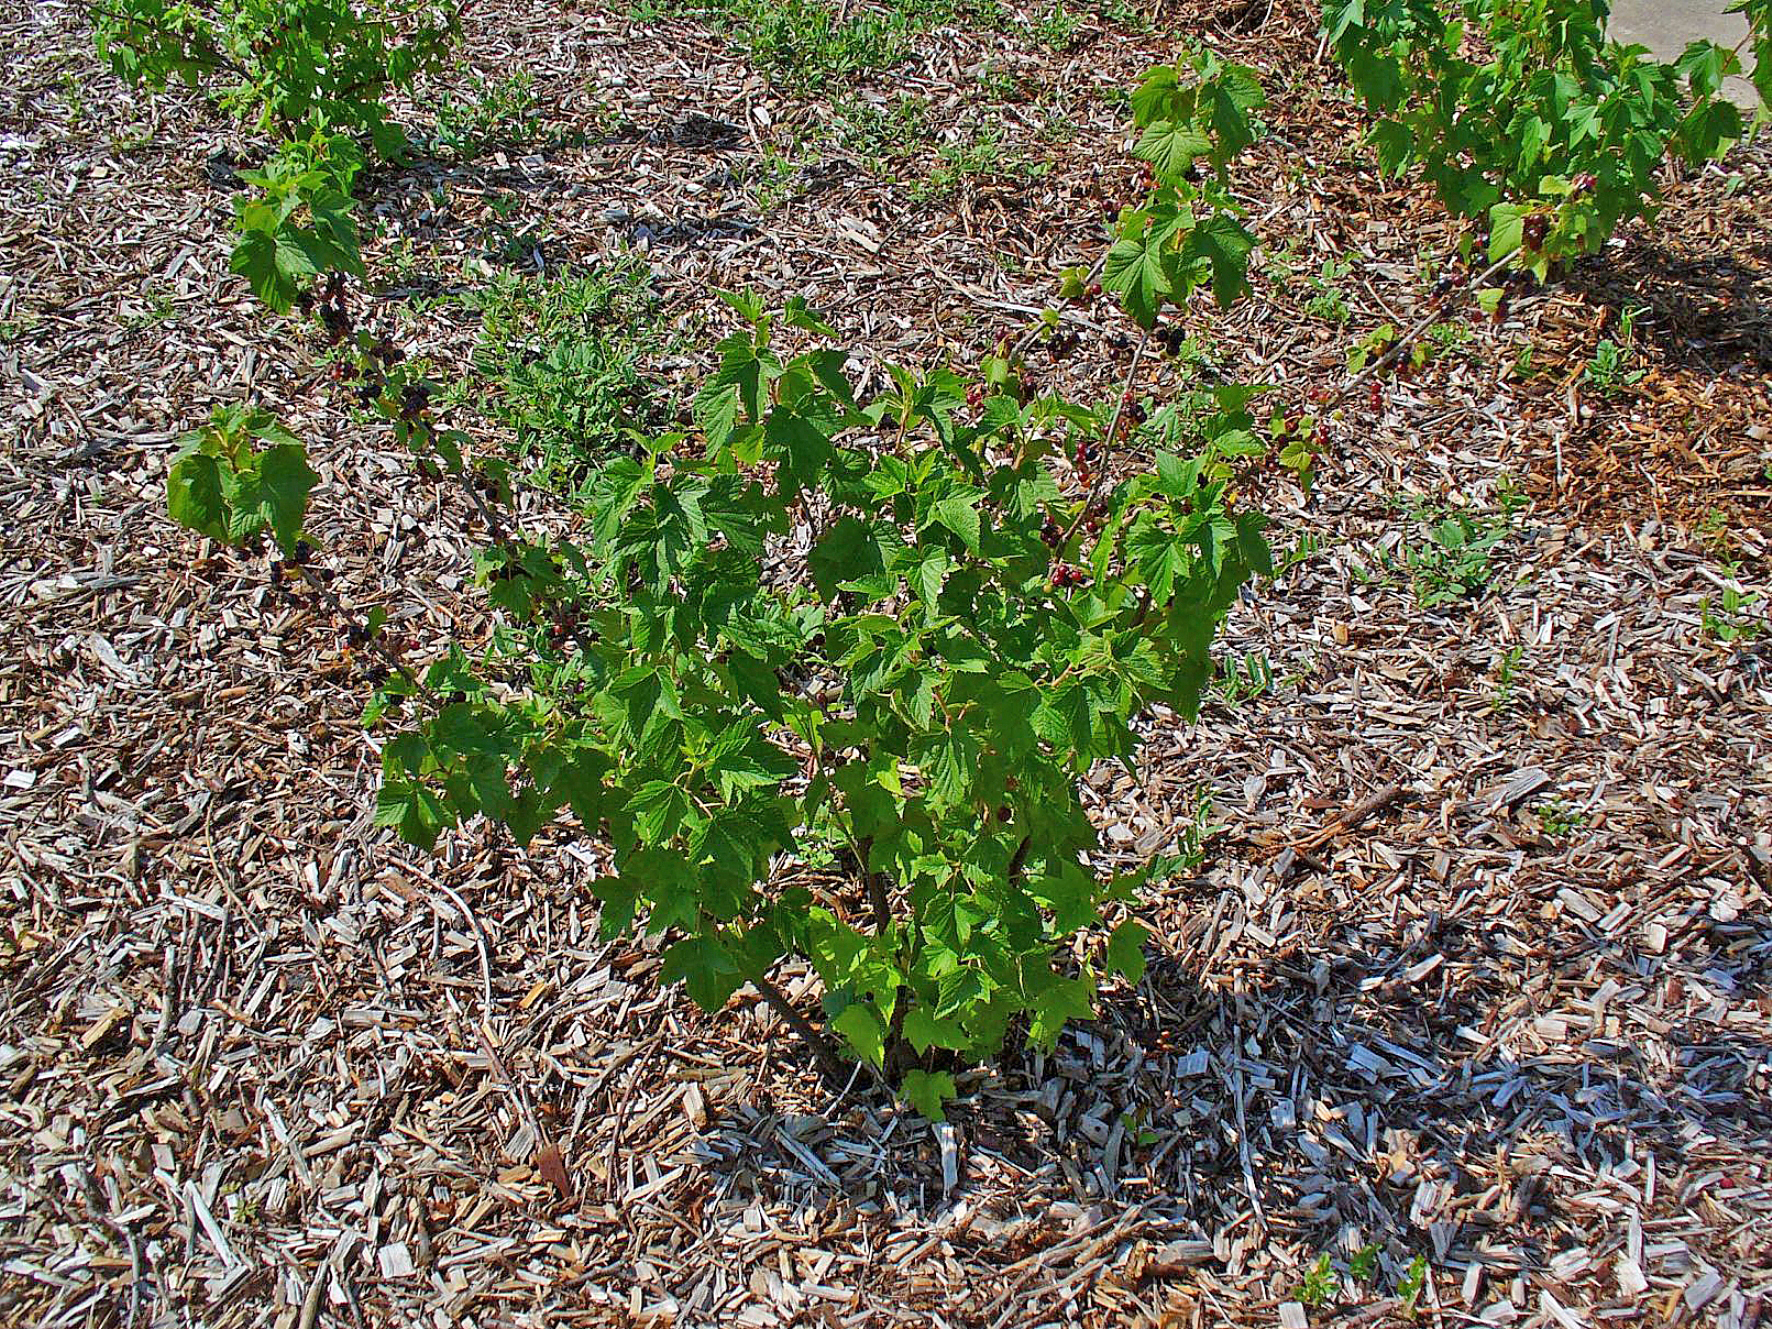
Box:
[460,261,666,496]
[909,126,1046,201]
[1584,304,1645,395]
[1533,794,1587,837]
[1389,492,1519,608]
[1491,643,1525,710]
[828,95,932,173]
[428,70,542,160]
[1701,585,1768,643]
[1026,0,1084,48]
[674,0,1002,93]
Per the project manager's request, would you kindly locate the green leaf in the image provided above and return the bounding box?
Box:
[832,1001,887,1068]
[694,379,741,450]
[1106,919,1150,983]
[1134,120,1214,183]
[901,1068,958,1121]
[661,935,746,1011]
[245,443,319,556]
[626,779,691,845]
[1185,215,1256,308]
[809,516,884,600]
[1488,203,1529,263]
[166,448,229,543]
[1103,223,1175,329]
[1027,975,1096,1049]
[903,1005,969,1054]
[229,229,299,313]
[933,494,982,554]
[707,729,797,799]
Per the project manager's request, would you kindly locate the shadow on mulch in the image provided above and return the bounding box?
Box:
[694,893,1770,1285]
[1563,246,1772,374]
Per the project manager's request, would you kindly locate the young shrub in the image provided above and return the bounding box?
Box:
[1321,0,1769,274]
[90,0,458,159]
[164,55,1278,1110]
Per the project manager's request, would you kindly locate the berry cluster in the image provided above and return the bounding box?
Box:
[1049,562,1088,588]
[546,605,582,647]
[1074,436,1094,485]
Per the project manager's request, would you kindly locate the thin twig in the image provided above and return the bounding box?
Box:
[1061,326,1154,543]
[1006,250,1110,363]
[288,561,436,701]
[1320,247,1523,417]
[751,970,850,1080]
[432,878,494,1017]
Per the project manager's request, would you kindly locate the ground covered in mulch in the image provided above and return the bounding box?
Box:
[3,0,1771,1324]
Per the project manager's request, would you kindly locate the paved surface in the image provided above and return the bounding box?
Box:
[1609,0,1760,106]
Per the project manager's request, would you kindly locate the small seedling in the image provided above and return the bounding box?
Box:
[1398,1255,1429,1316]
[1027,0,1084,48]
[1297,1253,1337,1307]
[1391,496,1514,608]
[1304,256,1354,324]
[1534,794,1587,838]
[1214,650,1274,705]
[1584,304,1646,396]
[1701,586,1768,643]
[1491,643,1525,710]
[429,70,542,160]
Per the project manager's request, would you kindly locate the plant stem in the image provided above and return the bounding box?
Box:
[847,833,894,936]
[1007,250,1109,363]
[288,561,436,701]
[867,868,893,936]
[1062,325,1153,544]
[1320,246,1522,416]
[751,971,848,1080]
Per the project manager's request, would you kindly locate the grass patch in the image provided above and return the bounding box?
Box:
[645,0,1007,92]
[827,94,934,171]
[457,260,667,497]
[909,125,1047,201]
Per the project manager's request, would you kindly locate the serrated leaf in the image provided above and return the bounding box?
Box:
[1134,119,1214,183]
[247,443,319,556]
[625,779,690,845]
[832,1001,886,1068]
[1106,919,1150,983]
[809,516,884,600]
[694,379,741,449]
[1488,203,1529,263]
[1185,214,1256,308]
[1103,225,1176,330]
[661,935,745,1011]
[903,1005,969,1055]
[933,494,982,554]
[901,1068,958,1121]
[166,449,229,544]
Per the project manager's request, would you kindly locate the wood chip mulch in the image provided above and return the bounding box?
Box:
[2,0,1770,1325]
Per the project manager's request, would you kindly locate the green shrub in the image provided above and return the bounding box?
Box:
[91,0,457,158]
[1322,0,1767,275]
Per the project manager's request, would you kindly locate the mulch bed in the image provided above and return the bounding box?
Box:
[2,0,1769,1325]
